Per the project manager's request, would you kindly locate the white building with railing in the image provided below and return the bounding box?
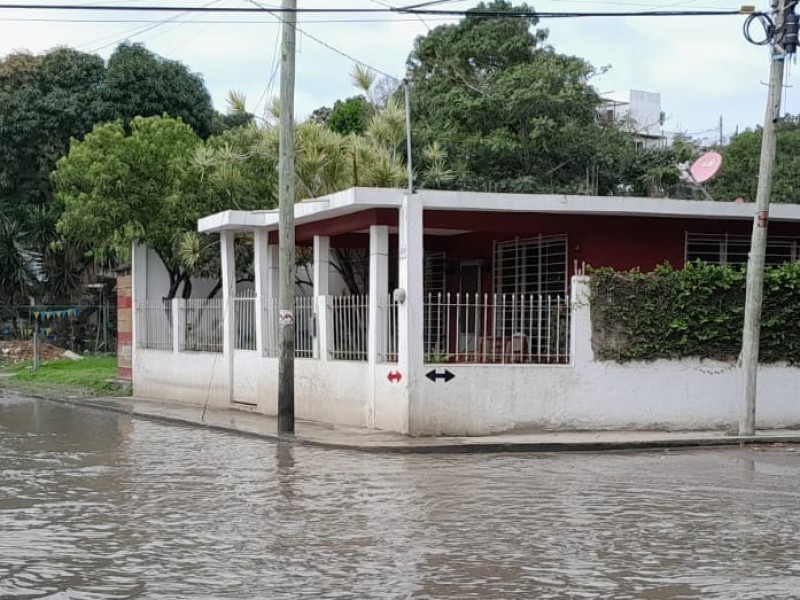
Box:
[132,188,800,435]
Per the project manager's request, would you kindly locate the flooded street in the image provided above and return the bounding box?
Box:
[2,394,800,599]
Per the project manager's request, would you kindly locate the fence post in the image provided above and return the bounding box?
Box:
[570,275,590,365]
[316,295,330,361]
[313,235,330,359]
[221,231,236,404]
[172,298,181,353]
[254,229,269,354]
[131,243,148,360]
[368,226,389,364]
[397,192,424,434]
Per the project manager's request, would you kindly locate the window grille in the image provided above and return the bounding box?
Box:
[493,235,568,298]
[685,233,800,267]
[493,235,568,339]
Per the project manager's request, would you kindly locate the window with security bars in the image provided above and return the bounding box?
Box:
[423,251,447,354]
[493,235,568,338]
[493,235,568,297]
[685,233,800,267]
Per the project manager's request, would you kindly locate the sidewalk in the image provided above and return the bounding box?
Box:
[36,394,800,453]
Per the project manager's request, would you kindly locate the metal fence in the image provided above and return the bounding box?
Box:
[234,291,256,351]
[423,293,571,364]
[135,300,173,350]
[378,296,398,363]
[261,296,315,358]
[330,295,368,361]
[182,298,223,353]
[295,296,315,358]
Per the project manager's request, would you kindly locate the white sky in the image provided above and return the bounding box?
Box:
[0,0,794,142]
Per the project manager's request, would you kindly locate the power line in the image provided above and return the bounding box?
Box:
[244,0,396,79]
[0,4,390,12]
[79,0,224,51]
[0,3,752,17]
[0,16,455,23]
[403,7,747,17]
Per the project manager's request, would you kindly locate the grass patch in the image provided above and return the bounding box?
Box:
[3,356,130,397]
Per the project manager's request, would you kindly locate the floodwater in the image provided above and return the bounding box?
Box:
[2,394,800,600]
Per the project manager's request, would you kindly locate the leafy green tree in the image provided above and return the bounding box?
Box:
[0,49,105,214]
[54,116,204,298]
[406,0,689,196]
[99,43,215,138]
[709,116,800,203]
[327,96,372,136]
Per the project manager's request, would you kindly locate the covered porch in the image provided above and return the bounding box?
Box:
[132,187,800,435]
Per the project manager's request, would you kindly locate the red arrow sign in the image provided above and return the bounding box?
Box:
[387,370,403,383]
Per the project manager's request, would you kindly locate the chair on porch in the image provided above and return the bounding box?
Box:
[505,333,529,363]
[477,336,505,363]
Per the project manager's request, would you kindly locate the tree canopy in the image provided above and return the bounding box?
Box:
[0,43,221,312]
[709,116,800,203]
[406,0,691,195]
[99,43,215,139]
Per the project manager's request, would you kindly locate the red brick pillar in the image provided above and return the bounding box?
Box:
[117,271,132,381]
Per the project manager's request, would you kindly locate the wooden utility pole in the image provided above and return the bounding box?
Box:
[278,0,297,433]
[740,0,794,435]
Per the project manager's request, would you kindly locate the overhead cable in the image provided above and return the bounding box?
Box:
[0,3,751,18]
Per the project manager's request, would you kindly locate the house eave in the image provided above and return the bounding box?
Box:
[197,187,800,235]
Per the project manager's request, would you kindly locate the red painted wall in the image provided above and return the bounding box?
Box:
[424,211,800,275]
[285,206,800,284]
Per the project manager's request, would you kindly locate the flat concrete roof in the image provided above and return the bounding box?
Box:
[197,187,800,234]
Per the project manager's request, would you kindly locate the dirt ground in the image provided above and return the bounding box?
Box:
[0,340,66,364]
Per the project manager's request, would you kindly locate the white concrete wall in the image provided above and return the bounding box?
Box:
[134,349,230,408]
[138,348,409,431]
[413,277,800,436]
[628,89,663,138]
[142,246,219,300]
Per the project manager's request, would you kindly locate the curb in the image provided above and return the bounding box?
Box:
[10,392,800,454]
[6,393,800,454]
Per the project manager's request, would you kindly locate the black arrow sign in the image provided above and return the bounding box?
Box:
[426,369,455,383]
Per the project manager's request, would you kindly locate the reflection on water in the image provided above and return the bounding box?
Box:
[2,392,800,599]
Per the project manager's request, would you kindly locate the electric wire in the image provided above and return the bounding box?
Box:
[0,3,751,18]
[79,0,224,52]
[243,0,396,79]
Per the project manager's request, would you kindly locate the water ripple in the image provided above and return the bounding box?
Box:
[2,393,800,599]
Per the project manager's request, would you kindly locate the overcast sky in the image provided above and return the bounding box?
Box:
[0,0,793,142]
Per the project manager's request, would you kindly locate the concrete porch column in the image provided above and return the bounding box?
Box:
[253,229,269,354]
[220,230,236,403]
[397,193,424,433]
[367,226,389,364]
[313,235,330,359]
[368,226,390,429]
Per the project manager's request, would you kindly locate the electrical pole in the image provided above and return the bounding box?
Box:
[278,0,297,433]
[740,0,797,435]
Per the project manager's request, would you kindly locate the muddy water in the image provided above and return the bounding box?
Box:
[2,393,800,599]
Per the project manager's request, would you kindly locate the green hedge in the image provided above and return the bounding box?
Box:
[589,262,800,364]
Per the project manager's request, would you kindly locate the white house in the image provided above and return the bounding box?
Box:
[131,188,800,435]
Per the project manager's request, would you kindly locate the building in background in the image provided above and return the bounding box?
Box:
[600,89,666,148]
